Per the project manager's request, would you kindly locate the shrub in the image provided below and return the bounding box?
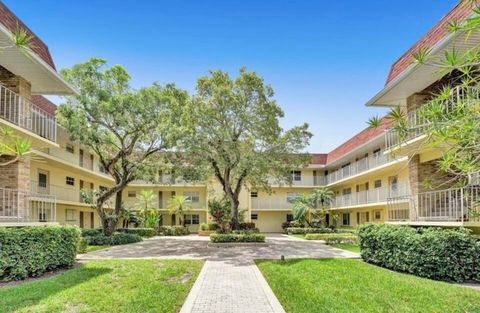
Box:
[77,237,88,253]
[287,227,334,235]
[80,228,102,237]
[157,226,190,236]
[210,232,265,243]
[200,222,220,231]
[358,224,480,282]
[118,228,156,238]
[305,233,357,244]
[281,221,291,232]
[289,220,304,228]
[238,222,256,230]
[0,226,80,281]
[84,232,142,245]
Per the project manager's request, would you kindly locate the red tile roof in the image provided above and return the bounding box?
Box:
[311,153,328,165]
[325,117,392,164]
[31,95,56,116]
[0,1,56,70]
[385,0,474,85]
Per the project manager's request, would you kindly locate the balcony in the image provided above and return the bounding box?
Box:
[0,84,57,142]
[0,187,56,223]
[330,183,410,209]
[35,147,103,175]
[123,198,206,210]
[385,86,479,151]
[387,186,480,224]
[31,181,85,204]
[269,175,326,187]
[251,198,294,210]
[326,154,399,185]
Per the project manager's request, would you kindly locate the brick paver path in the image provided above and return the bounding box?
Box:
[180,259,285,313]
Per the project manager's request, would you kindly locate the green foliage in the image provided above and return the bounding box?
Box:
[157,226,190,236]
[0,226,80,281]
[76,237,88,254]
[0,127,31,167]
[286,227,334,235]
[84,232,142,246]
[367,115,382,129]
[305,233,357,244]
[177,68,312,229]
[167,195,192,226]
[358,224,480,282]
[200,222,220,231]
[119,228,156,238]
[291,187,334,226]
[210,232,265,243]
[80,228,102,237]
[208,198,231,225]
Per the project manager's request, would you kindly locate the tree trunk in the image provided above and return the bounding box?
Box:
[102,218,116,236]
[115,190,123,214]
[230,198,240,230]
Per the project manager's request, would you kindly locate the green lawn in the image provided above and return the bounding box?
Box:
[330,243,360,253]
[257,259,480,313]
[0,259,203,313]
[85,245,110,252]
[289,234,306,239]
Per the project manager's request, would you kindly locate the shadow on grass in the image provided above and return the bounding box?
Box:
[0,264,111,312]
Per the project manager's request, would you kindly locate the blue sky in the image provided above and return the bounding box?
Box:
[6,0,457,152]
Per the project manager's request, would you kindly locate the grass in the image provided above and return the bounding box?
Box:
[289,234,306,239]
[0,259,203,313]
[330,243,360,253]
[257,258,480,313]
[85,245,110,252]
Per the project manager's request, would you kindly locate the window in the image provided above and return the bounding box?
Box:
[250,191,258,198]
[374,210,381,220]
[38,172,48,188]
[66,143,74,153]
[291,170,302,181]
[65,209,77,221]
[342,213,350,226]
[99,186,107,194]
[373,148,381,157]
[99,165,107,174]
[286,214,294,222]
[128,191,136,198]
[66,176,75,186]
[184,214,200,225]
[286,192,300,203]
[251,214,258,220]
[374,180,382,188]
[184,191,200,203]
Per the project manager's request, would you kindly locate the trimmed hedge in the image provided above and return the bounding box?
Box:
[200,222,220,231]
[84,232,142,246]
[210,232,266,243]
[0,226,80,281]
[358,224,480,282]
[119,228,156,238]
[80,228,102,237]
[287,227,334,235]
[157,226,190,236]
[305,233,357,244]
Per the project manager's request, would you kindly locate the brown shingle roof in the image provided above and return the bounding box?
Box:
[31,95,56,115]
[0,1,56,70]
[311,153,328,165]
[385,0,473,85]
[325,117,392,164]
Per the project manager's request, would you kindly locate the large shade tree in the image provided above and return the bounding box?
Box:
[58,58,184,235]
[178,68,312,229]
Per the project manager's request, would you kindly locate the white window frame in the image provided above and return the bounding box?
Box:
[286,192,300,203]
[66,209,77,222]
[184,191,200,203]
[251,213,258,220]
[342,213,350,226]
[66,143,75,154]
[127,191,136,198]
[291,170,302,181]
[184,214,200,225]
[66,176,75,186]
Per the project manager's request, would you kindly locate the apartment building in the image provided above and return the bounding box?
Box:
[0,1,478,233]
[366,0,480,228]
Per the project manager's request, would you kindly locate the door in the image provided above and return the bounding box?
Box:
[90,212,94,228]
[158,191,163,209]
[79,180,84,202]
[388,176,398,196]
[79,149,84,167]
[80,212,84,228]
[171,214,176,226]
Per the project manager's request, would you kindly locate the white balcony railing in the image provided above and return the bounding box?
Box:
[0,187,56,223]
[31,181,86,204]
[0,84,57,142]
[251,198,295,210]
[330,183,410,209]
[123,198,205,210]
[326,154,397,185]
[388,186,480,223]
[35,148,100,174]
[268,176,326,187]
[385,86,480,150]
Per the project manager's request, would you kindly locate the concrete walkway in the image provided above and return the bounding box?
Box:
[78,234,359,313]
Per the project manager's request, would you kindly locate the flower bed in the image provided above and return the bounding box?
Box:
[305,233,357,244]
[210,232,265,243]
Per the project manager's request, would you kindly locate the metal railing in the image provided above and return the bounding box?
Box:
[123,198,205,210]
[326,154,397,184]
[0,84,57,142]
[387,186,480,223]
[35,147,107,176]
[268,176,326,187]
[251,197,295,210]
[385,86,480,150]
[0,187,56,222]
[31,180,85,203]
[331,183,410,209]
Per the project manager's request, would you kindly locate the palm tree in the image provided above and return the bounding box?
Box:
[167,195,192,226]
[291,187,335,227]
[136,190,156,224]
